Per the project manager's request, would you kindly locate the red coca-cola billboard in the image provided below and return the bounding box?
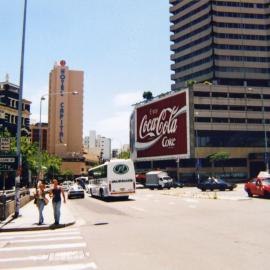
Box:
[131,90,190,160]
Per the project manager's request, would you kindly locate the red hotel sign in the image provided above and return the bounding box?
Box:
[134,90,189,160]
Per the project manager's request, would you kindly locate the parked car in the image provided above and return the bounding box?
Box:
[62,181,73,192]
[244,178,270,198]
[67,184,85,199]
[197,178,237,191]
[173,181,184,188]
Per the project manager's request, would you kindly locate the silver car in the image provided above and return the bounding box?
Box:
[67,184,85,199]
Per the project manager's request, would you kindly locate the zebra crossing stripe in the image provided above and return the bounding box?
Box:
[0,242,86,252]
[0,262,98,270]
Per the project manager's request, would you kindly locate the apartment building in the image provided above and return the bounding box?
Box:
[170,0,270,90]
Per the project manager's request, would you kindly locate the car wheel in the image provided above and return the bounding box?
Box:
[229,187,233,191]
[100,189,104,199]
[201,188,206,192]
[246,190,253,197]
[90,188,93,197]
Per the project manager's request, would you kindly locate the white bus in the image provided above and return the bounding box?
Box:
[88,159,136,199]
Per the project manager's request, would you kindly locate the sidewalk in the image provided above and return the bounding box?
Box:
[0,199,75,232]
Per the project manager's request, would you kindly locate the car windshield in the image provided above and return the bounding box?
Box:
[263,179,270,186]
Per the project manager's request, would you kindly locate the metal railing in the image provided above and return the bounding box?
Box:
[0,188,30,221]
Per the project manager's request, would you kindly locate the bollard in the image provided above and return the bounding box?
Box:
[1,192,7,221]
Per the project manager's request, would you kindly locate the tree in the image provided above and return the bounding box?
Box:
[9,136,62,182]
[186,80,197,88]
[62,170,74,181]
[208,151,230,176]
[143,91,153,101]
[118,151,130,159]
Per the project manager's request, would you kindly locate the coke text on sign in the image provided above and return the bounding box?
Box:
[135,90,189,159]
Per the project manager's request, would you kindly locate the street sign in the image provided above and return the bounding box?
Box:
[0,138,11,151]
[0,156,17,171]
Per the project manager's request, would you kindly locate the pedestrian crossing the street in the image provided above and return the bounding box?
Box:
[0,228,97,270]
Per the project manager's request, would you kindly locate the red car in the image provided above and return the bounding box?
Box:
[244,178,270,198]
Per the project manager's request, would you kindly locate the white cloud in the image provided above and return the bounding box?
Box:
[113,91,142,107]
[96,111,131,148]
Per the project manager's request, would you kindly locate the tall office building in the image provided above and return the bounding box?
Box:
[48,60,83,157]
[170,0,270,90]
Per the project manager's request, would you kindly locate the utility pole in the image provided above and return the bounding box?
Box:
[14,0,28,218]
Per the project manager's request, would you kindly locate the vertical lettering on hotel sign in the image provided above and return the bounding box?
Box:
[59,67,65,143]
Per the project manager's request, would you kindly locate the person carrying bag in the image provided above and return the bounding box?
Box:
[35,180,48,225]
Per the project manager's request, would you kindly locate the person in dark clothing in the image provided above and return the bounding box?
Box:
[50,179,66,225]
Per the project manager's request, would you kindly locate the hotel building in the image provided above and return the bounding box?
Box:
[47,61,84,175]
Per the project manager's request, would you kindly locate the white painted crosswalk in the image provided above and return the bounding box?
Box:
[0,228,97,270]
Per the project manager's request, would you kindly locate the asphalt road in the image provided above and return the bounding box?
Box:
[0,186,269,270]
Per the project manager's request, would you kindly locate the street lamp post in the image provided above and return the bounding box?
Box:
[38,91,79,180]
[247,88,269,172]
[194,112,200,183]
[261,92,269,172]
[14,0,27,218]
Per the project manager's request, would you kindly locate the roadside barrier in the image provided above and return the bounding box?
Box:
[0,188,30,221]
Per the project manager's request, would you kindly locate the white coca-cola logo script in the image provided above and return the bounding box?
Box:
[136,106,186,151]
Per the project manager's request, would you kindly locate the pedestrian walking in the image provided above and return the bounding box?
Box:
[50,179,66,225]
[35,180,47,225]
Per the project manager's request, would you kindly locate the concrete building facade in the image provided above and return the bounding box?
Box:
[0,79,31,137]
[170,0,270,90]
[47,60,83,157]
[30,123,48,151]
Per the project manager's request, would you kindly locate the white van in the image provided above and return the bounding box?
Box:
[145,171,173,189]
[88,159,136,199]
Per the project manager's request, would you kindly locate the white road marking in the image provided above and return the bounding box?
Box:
[5,236,83,244]
[49,250,86,261]
[0,255,48,263]
[0,228,79,237]
[0,242,87,252]
[1,262,98,270]
[0,231,80,240]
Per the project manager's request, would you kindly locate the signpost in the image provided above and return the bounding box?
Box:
[0,138,11,152]
[0,156,18,171]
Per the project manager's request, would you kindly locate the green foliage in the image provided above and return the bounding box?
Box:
[62,170,74,176]
[208,152,230,163]
[143,91,153,101]
[1,135,62,178]
[208,151,230,175]
[186,80,197,88]
[118,151,130,159]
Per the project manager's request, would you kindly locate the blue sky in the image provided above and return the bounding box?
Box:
[0,0,172,148]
